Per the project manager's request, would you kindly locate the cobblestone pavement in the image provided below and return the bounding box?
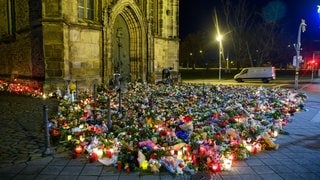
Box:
[0,92,59,168]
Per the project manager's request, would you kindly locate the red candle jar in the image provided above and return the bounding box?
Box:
[192,155,197,163]
[106,148,114,158]
[199,145,206,155]
[74,145,83,154]
[117,161,123,171]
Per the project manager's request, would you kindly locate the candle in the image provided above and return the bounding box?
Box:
[42,93,47,100]
[223,155,233,170]
[192,155,197,163]
[71,93,74,102]
[74,145,83,154]
[177,150,183,159]
[273,130,279,137]
[117,161,123,171]
[94,148,104,158]
[186,154,192,161]
[182,146,187,153]
[106,148,114,158]
[245,144,252,152]
[90,152,99,162]
[67,135,72,141]
[185,144,191,152]
[253,143,262,153]
[79,135,85,142]
[199,145,206,155]
[212,164,218,171]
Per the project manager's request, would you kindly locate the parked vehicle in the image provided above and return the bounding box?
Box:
[234,67,276,83]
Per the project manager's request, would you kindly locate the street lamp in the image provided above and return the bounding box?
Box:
[216,34,223,80]
[199,50,203,64]
[189,52,193,69]
[294,19,306,91]
[226,57,229,72]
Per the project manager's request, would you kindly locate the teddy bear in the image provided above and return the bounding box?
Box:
[149,158,161,173]
[261,132,279,150]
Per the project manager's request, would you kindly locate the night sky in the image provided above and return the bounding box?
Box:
[179,0,320,43]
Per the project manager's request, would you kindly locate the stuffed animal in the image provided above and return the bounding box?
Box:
[149,159,161,173]
[138,140,158,150]
[226,128,240,140]
[261,132,279,150]
[226,128,240,146]
[179,122,193,132]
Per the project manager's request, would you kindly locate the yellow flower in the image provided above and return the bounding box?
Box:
[140,160,149,170]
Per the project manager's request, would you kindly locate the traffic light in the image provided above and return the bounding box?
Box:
[308,60,318,69]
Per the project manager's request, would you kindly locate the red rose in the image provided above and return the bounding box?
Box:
[150,153,157,159]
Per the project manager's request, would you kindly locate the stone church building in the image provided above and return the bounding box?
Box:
[0,0,179,92]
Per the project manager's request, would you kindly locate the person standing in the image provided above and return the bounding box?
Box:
[162,67,173,84]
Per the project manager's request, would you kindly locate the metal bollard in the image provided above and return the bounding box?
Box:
[93,84,97,123]
[43,105,53,155]
[107,97,112,128]
[118,88,122,112]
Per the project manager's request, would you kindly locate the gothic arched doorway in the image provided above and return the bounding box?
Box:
[104,3,148,84]
[112,15,130,80]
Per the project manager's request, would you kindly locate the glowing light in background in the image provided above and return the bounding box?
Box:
[316,5,320,29]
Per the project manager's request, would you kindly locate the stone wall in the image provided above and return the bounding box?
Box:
[68,27,102,88]
[42,22,64,78]
[0,34,32,78]
[0,0,44,79]
[154,38,179,72]
[42,0,102,92]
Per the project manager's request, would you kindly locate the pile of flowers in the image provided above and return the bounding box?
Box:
[49,82,306,175]
[0,79,43,97]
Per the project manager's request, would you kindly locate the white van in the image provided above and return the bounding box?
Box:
[234,67,276,83]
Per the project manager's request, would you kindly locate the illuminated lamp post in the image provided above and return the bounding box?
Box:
[189,53,193,69]
[226,57,230,73]
[216,34,223,80]
[199,50,203,65]
[294,19,306,91]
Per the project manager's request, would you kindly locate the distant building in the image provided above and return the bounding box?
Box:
[0,0,179,92]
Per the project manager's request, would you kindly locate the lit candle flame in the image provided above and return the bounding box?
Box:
[42,93,47,100]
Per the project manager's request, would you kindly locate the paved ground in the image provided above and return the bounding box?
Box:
[0,92,59,168]
[0,82,319,180]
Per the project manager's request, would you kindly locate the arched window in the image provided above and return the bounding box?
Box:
[78,0,94,20]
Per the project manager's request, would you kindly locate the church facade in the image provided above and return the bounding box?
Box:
[0,0,179,92]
